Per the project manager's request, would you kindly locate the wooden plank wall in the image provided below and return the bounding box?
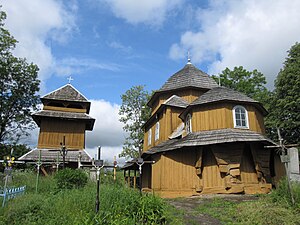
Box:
[201,148,225,193]
[43,105,87,113]
[151,89,204,115]
[151,149,201,194]
[272,154,286,187]
[143,107,184,151]
[37,119,86,150]
[192,103,265,134]
[150,143,273,197]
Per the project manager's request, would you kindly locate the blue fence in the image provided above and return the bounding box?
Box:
[0,186,26,207]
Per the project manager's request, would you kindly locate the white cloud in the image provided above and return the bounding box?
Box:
[55,57,121,76]
[2,0,77,89]
[86,99,125,149]
[169,0,300,87]
[85,146,126,166]
[108,41,132,54]
[101,0,183,26]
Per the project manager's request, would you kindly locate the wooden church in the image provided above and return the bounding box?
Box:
[19,83,95,169]
[134,60,285,198]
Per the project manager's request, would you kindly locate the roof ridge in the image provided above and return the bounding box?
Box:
[42,83,89,102]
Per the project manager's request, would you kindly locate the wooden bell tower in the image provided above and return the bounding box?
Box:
[32,84,95,150]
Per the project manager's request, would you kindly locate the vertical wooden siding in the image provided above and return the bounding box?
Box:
[201,148,225,193]
[151,89,204,115]
[151,149,201,192]
[240,147,259,184]
[43,105,87,113]
[191,103,265,134]
[143,107,183,151]
[37,119,85,150]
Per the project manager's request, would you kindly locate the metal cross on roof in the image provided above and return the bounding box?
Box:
[187,50,191,64]
[67,76,74,84]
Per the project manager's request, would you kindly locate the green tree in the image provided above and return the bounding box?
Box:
[213,66,270,104]
[268,43,300,144]
[0,143,30,171]
[213,66,277,140]
[119,85,151,159]
[0,10,40,143]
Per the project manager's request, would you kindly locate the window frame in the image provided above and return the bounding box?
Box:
[185,113,192,134]
[155,121,160,141]
[148,128,152,146]
[232,105,249,129]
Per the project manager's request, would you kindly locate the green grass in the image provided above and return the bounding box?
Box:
[2,171,299,225]
[0,170,179,225]
[196,198,238,224]
[195,179,300,225]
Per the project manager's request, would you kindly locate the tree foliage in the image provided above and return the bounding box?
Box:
[213,66,270,104]
[0,10,40,143]
[0,143,30,171]
[267,42,300,144]
[119,85,151,159]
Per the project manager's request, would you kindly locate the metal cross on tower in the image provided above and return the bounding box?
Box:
[187,50,191,64]
[67,76,74,84]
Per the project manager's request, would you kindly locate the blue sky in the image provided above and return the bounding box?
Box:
[2,0,300,161]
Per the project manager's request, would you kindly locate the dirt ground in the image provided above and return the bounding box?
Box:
[167,194,259,225]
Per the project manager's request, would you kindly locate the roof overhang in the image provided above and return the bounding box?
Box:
[32,110,95,130]
[142,128,276,156]
[147,86,210,108]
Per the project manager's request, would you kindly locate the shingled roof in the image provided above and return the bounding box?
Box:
[143,128,275,155]
[142,96,188,129]
[32,110,95,130]
[164,95,189,108]
[190,86,258,106]
[19,149,92,163]
[148,63,218,107]
[159,63,218,92]
[42,84,89,102]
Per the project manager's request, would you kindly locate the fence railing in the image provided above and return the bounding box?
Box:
[0,186,26,207]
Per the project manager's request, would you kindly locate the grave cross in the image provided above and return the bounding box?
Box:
[94,146,104,213]
[127,158,155,194]
[60,136,68,169]
[264,128,298,205]
[35,150,42,193]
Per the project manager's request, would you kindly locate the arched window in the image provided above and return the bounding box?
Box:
[233,105,249,128]
[148,128,152,146]
[185,113,192,134]
[155,121,160,141]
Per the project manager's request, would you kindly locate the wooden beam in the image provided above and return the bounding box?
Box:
[40,166,48,176]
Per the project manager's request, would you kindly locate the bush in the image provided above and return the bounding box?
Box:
[54,168,88,190]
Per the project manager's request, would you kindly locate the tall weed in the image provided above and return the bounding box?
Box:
[0,170,170,225]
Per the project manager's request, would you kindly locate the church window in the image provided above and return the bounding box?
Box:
[233,105,249,128]
[155,121,160,141]
[185,114,192,134]
[148,128,152,145]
